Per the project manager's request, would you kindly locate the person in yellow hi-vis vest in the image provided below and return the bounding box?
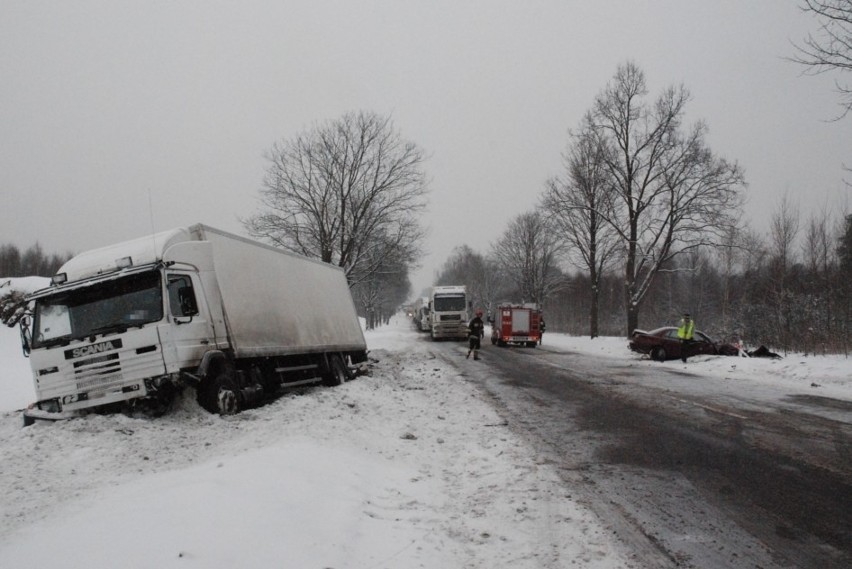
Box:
[677,313,695,363]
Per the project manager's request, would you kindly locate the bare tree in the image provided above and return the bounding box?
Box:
[715,222,743,331]
[0,243,71,278]
[770,192,801,278]
[0,245,22,277]
[838,213,852,352]
[244,110,428,285]
[792,0,852,117]
[542,113,620,338]
[351,237,411,329]
[767,193,802,352]
[591,61,746,335]
[434,245,502,314]
[803,210,830,276]
[801,203,840,351]
[490,211,564,306]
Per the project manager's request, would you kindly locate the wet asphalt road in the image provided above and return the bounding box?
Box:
[437,340,852,568]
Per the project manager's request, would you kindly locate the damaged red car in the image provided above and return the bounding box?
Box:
[628,326,738,361]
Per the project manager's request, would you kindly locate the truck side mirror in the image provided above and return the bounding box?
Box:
[178,287,199,316]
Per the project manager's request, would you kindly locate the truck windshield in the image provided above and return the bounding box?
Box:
[433,295,466,312]
[31,270,164,349]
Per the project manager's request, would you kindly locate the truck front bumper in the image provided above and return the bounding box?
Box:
[22,403,82,426]
[431,324,467,339]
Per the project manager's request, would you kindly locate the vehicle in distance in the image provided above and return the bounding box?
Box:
[490,303,542,348]
[428,285,469,340]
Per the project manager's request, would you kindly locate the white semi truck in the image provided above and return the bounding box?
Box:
[412,296,431,332]
[19,224,367,423]
[428,285,470,340]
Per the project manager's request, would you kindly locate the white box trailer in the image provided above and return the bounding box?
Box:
[21,224,367,422]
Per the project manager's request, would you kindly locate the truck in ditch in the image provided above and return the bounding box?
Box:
[428,285,470,340]
[19,224,368,423]
[490,303,542,347]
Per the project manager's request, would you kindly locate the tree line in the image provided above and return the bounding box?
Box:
[240,64,849,347]
[438,61,748,333]
[430,54,850,354]
[241,2,851,339]
[0,243,71,279]
[434,206,851,355]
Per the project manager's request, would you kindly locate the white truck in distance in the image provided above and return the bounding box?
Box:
[20,224,368,423]
[412,296,431,332]
[428,285,469,340]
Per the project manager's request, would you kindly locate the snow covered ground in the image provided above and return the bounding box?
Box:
[0,282,850,567]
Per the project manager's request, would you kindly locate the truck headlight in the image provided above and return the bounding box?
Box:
[37,398,62,413]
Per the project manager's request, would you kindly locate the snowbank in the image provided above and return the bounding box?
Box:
[0,290,848,568]
[0,315,633,568]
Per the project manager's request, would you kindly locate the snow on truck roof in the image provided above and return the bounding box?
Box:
[57,227,192,283]
[432,285,466,294]
[49,224,349,289]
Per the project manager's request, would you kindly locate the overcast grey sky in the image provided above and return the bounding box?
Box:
[2,1,850,296]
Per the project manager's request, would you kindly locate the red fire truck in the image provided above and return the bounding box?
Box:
[490,303,542,347]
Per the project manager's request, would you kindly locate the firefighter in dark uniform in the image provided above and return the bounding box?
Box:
[467,309,485,360]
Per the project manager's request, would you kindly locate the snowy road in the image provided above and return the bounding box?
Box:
[0,321,634,569]
[427,337,852,568]
[1,313,850,568]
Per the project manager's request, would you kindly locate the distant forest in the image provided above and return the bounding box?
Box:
[0,243,73,279]
[433,213,852,357]
[541,243,851,357]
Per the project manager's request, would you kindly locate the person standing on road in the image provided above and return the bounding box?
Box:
[677,312,695,362]
[539,315,546,345]
[467,309,485,360]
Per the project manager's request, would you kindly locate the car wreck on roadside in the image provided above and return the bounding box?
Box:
[628,326,740,362]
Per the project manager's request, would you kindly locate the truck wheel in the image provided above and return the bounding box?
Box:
[198,371,240,415]
[323,354,348,387]
[651,346,667,362]
[215,374,240,415]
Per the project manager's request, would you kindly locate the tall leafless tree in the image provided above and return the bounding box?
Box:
[792,0,852,117]
[770,192,801,281]
[768,193,802,352]
[801,204,839,350]
[490,211,564,306]
[244,110,428,285]
[434,245,502,314]
[351,235,411,329]
[542,113,620,338]
[591,62,745,335]
[716,228,734,329]
[838,213,852,352]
